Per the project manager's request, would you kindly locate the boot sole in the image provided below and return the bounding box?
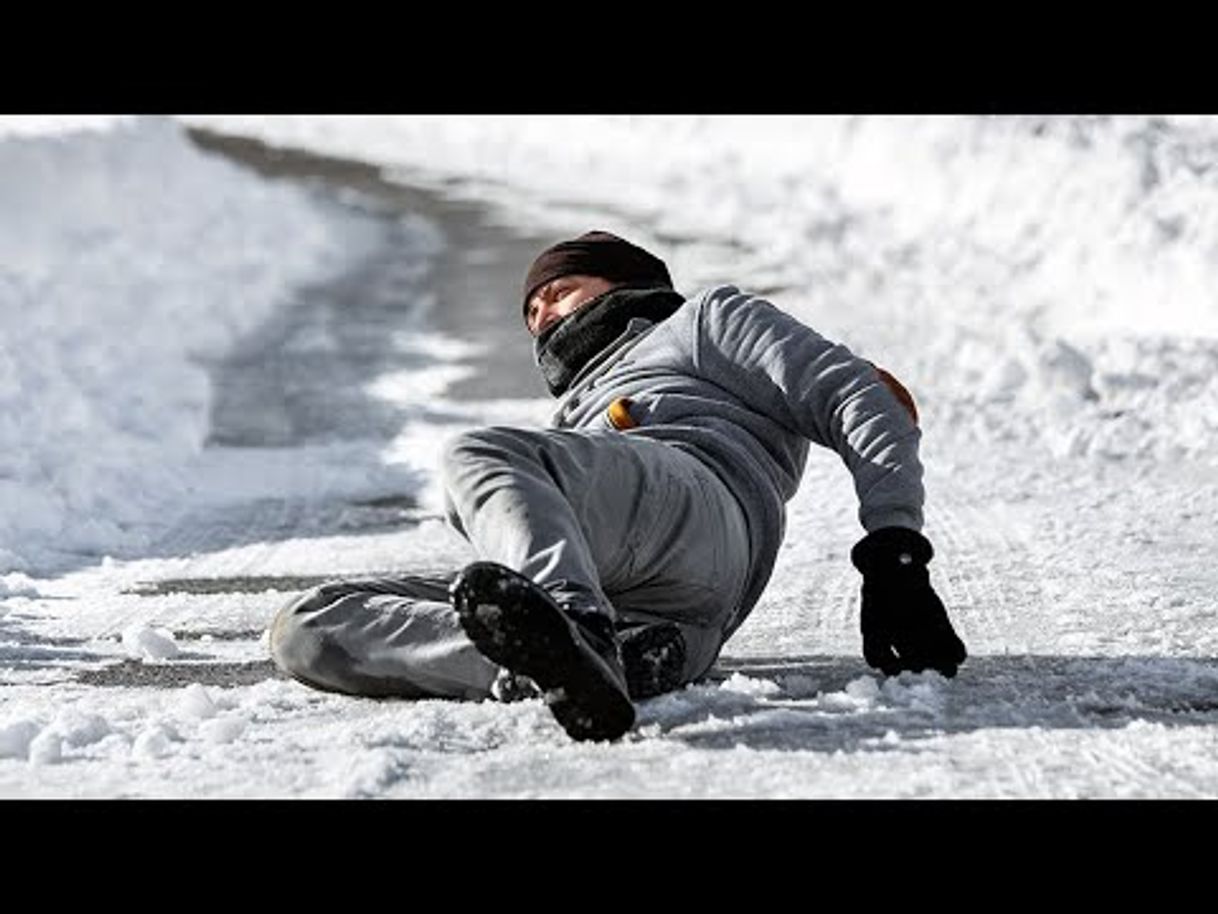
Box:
[451,562,635,742]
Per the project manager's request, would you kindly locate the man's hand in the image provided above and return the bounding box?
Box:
[850,527,967,678]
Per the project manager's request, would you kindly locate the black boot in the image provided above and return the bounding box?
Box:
[490,621,688,703]
[619,622,687,699]
[450,562,635,742]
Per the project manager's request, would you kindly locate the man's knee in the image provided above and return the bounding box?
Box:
[268,585,334,687]
[441,427,548,507]
[269,583,388,695]
[442,427,532,473]
[269,582,440,699]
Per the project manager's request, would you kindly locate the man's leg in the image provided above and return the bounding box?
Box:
[442,426,751,690]
[268,569,730,705]
[269,573,500,700]
[272,427,751,713]
[607,462,751,687]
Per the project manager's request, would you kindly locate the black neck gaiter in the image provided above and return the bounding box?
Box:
[533,286,686,396]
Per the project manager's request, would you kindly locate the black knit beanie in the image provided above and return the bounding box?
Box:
[521,230,673,318]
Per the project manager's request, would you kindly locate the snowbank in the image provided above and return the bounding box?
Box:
[180,115,1218,465]
[0,117,364,574]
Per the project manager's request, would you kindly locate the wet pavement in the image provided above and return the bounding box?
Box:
[187,128,552,419]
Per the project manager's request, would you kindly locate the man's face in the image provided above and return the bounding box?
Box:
[525,274,615,337]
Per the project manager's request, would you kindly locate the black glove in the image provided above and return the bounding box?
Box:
[851,527,967,678]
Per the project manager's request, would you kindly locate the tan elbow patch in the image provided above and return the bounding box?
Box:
[872,365,919,425]
[606,397,638,430]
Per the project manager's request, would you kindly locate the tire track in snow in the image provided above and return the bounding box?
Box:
[1078,730,1206,798]
[823,559,860,655]
[927,477,1048,658]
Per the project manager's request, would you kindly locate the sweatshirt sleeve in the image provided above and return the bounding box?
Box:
[691,286,925,532]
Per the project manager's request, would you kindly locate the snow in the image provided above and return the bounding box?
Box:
[179,115,1218,469]
[121,624,180,660]
[0,719,40,759]
[0,116,374,575]
[132,725,173,760]
[177,684,219,719]
[2,114,1217,797]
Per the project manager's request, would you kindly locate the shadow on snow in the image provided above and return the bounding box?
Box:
[633,653,1218,752]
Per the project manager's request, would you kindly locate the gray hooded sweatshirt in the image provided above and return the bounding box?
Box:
[549,284,925,633]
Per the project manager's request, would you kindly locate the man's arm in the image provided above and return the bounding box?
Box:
[691,285,966,677]
[690,285,924,533]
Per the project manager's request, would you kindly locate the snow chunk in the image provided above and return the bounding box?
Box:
[718,673,782,697]
[816,675,883,712]
[881,674,949,715]
[342,748,407,798]
[133,726,174,759]
[0,719,41,758]
[28,730,63,765]
[199,714,248,744]
[0,572,42,599]
[136,728,172,759]
[1036,338,1098,403]
[51,710,111,748]
[121,624,180,660]
[846,676,882,701]
[177,683,219,719]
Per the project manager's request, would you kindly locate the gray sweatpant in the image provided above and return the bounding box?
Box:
[270,426,752,700]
